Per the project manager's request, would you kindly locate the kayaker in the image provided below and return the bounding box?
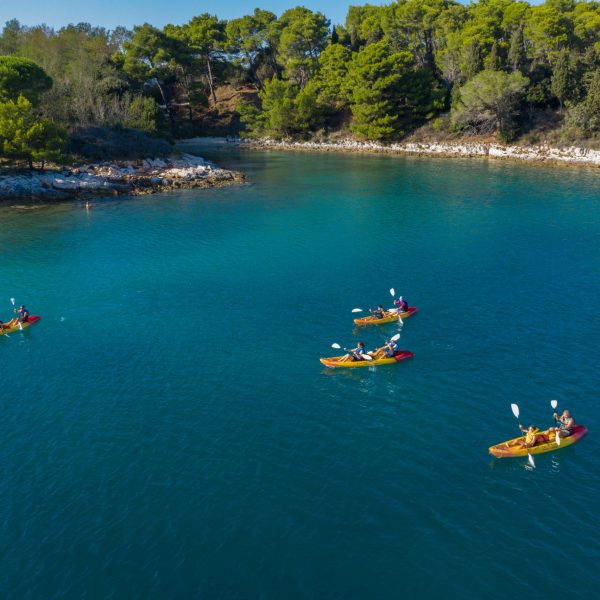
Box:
[383,338,400,358]
[373,337,397,358]
[15,305,29,322]
[518,424,544,448]
[394,296,408,313]
[342,342,368,362]
[370,305,386,319]
[549,409,574,438]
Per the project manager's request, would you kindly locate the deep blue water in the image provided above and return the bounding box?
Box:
[1,147,600,598]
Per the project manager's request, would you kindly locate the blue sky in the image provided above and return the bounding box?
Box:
[2,1,364,30]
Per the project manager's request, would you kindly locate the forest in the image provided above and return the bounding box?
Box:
[2,0,600,166]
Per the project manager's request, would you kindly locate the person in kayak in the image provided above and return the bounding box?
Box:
[549,409,574,438]
[11,305,29,324]
[518,424,546,448]
[342,342,368,362]
[394,296,408,314]
[383,338,400,358]
[370,305,386,319]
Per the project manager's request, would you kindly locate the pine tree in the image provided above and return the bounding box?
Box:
[508,28,527,75]
[551,49,571,114]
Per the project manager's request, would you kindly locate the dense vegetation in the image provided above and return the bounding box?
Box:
[3,0,600,166]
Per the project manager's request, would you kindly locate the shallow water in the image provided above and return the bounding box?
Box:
[1,147,600,598]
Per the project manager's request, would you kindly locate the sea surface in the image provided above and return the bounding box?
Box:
[1,146,599,599]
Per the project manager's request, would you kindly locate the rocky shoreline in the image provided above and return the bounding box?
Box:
[0,154,244,201]
[231,137,600,168]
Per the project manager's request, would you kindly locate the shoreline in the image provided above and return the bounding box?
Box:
[0,154,245,202]
[179,136,600,169]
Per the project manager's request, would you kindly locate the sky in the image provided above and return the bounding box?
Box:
[1,0,368,30]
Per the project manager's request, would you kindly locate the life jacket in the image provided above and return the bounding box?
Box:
[525,427,539,445]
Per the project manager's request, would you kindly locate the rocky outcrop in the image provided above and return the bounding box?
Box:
[0,154,244,201]
[236,138,600,166]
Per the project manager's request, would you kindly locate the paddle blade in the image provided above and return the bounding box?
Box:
[528,453,536,468]
[511,403,520,419]
[389,288,395,297]
[17,322,23,331]
[360,353,373,361]
[390,333,401,342]
[550,399,558,410]
[10,297,15,306]
[351,308,363,313]
[331,343,341,349]
[555,432,561,446]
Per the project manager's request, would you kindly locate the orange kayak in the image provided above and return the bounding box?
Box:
[489,425,588,458]
[0,315,41,336]
[320,350,414,368]
[354,306,417,326]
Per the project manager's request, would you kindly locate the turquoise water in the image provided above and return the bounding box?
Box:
[1,148,600,598]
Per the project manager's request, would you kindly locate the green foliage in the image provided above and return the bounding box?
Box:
[346,41,414,140]
[508,26,528,73]
[237,100,266,138]
[551,48,573,111]
[0,94,67,167]
[566,68,600,132]
[3,1,600,146]
[226,9,277,89]
[0,56,52,104]
[259,78,297,136]
[276,7,330,86]
[124,96,163,134]
[451,69,529,140]
[314,44,352,109]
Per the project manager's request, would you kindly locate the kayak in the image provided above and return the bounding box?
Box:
[0,315,41,335]
[320,350,414,368]
[489,425,588,458]
[354,306,417,326]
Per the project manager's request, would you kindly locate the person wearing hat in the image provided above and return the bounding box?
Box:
[394,296,408,314]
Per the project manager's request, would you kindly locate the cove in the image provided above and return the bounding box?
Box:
[1,146,599,598]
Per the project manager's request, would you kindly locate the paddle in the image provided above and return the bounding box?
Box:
[352,308,363,313]
[390,288,404,324]
[373,333,401,358]
[550,399,560,446]
[8,298,23,331]
[511,403,535,468]
[331,343,373,361]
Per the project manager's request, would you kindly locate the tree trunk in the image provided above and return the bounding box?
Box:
[154,77,174,128]
[206,57,217,105]
[28,157,33,170]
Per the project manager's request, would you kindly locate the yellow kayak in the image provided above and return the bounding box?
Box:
[354,306,417,326]
[320,350,414,368]
[489,425,588,458]
[0,315,41,335]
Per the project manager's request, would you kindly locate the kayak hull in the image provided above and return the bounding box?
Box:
[489,425,588,458]
[354,306,417,326]
[0,315,41,335]
[320,350,414,368]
